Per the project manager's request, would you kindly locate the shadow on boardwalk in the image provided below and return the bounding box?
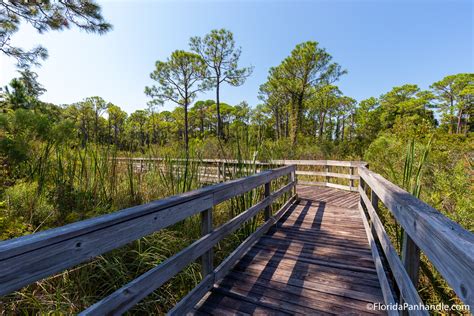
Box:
[193,186,386,315]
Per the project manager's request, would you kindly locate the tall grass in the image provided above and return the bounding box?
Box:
[1,142,289,314]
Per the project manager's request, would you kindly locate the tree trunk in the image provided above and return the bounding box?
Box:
[449,96,454,134]
[114,126,118,146]
[184,102,189,159]
[95,113,98,143]
[274,108,280,139]
[289,106,299,145]
[335,115,340,141]
[465,113,470,135]
[216,80,222,139]
[319,112,326,139]
[456,108,463,134]
[341,117,345,141]
[290,94,304,145]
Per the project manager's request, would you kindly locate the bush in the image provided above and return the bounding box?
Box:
[4,181,55,230]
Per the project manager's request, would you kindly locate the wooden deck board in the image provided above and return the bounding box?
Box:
[192,186,385,315]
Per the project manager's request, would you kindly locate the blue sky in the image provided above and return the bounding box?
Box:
[0,0,472,113]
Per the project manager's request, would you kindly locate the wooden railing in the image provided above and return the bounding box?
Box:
[0,165,297,315]
[357,166,474,315]
[115,157,366,191]
[2,159,471,315]
[272,159,366,192]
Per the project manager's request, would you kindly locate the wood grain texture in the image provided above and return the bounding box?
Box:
[201,208,213,276]
[296,172,359,180]
[81,181,295,315]
[358,201,398,316]
[359,166,474,308]
[0,166,294,297]
[4,160,470,315]
[359,187,426,314]
[114,157,367,168]
[172,195,298,315]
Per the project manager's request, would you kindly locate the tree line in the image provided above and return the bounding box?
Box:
[1,30,472,162]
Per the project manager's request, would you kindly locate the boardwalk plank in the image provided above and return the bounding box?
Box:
[220,272,382,315]
[193,186,386,315]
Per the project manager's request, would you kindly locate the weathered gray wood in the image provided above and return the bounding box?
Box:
[370,187,379,243]
[359,187,428,315]
[401,234,420,289]
[350,167,355,189]
[295,170,359,180]
[264,182,271,221]
[271,159,368,167]
[114,157,367,168]
[297,181,356,192]
[0,194,213,296]
[291,170,297,198]
[80,181,295,315]
[167,273,215,316]
[0,165,295,297]
[327,182,356,192]
[197,188,385,316]
[214,194,297,281]
[298,180,327,187]
[358,201,398,315]
[201,208,213,276]
[359,166,474,308]
[212,165,295,205]
[401,233,421,316]
[81,228,218,315]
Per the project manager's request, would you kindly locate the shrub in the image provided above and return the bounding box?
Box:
[4,181,55,230]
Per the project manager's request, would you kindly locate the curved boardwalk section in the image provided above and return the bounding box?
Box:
[192,186,385,315]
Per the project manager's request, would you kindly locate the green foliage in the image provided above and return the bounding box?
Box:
[145,50,209,156]
[431,73,474,134]
[260,41,346,145]
[0,32,471,313]
[190,28,253,138]
[0,0,111,68]
[4,181,54,230]
[402,136,433,198]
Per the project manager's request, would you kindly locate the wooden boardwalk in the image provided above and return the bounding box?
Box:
[192,186,385,315]
[3,161,470,314]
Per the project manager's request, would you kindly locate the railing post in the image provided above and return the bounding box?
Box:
[359,176,365,203]
[401,233,421,288]
[349,166,354,190]
[369,188,379,236]
[201,208,213,276]
[264,181,271,221]
[400,233,420,316]
[217,162,221,182]
[325,164,330,185]
[291,168,297,198]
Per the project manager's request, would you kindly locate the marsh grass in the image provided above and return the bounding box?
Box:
[1,144,290,314]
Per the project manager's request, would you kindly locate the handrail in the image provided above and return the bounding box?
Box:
[358,166,474,312]
[0,165,297,315]
[113,157,367,167]
[114,157,366,192]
